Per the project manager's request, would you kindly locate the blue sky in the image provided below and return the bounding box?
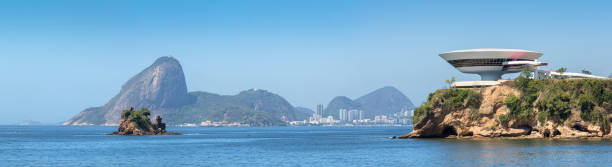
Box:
[1,0,611,124]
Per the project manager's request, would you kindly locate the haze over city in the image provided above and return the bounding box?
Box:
[1,0,611,124]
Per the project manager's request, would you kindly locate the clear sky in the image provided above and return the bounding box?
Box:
[1,0,611,124]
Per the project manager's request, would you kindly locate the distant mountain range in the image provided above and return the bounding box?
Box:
[609,73,612,78]
[16,120,43,126]
[323,86,415,119]
[14,120,61,126]
[294,107,314,121]
[164,89,298,126]
[65,57,297,126]
[64,56,415,126]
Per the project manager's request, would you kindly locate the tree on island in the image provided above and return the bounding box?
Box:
[445,77,456,88]
[121,107,153,132]
[555,67,568,79]
[109,107,179,135]
[514,68,533,89]
[581,69,592,75]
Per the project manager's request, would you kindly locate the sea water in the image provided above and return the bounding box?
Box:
[1,126,611,166]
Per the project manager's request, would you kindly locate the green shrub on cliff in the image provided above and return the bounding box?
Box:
[413,93,434,123]
[121,108,153,131]
[413,89,480,123]
[413,104,430,123]
[500,94,534,125]
[536,91,571,123]
[500,68,612,127]
[504,94,521,113]
[499,69,542,127]
[506,70,612,127]
[499,93,536,127]
[514,68,533,90]
[536,111,548,125]
[436,88,480,110]
[578,94,596,120]
[417,71,612,130]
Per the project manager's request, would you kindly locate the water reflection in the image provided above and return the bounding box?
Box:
[413,138,612,166]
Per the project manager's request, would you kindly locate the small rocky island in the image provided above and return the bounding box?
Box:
[109,107,180,135]
[400,75,612,139]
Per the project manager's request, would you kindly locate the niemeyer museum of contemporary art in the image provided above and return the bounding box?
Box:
[439,48,608,88]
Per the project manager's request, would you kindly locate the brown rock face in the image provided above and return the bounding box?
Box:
[402,81,612,139]
[64,56,193,126]
[109,107,179,136]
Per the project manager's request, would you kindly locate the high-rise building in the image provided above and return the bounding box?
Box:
[316,104,324,118]
[348,109,361,121]
[338,109,348,121]
[358,110,363,120]
[339,109,363,122]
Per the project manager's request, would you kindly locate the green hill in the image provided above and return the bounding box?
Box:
[65,57,297,126]
[165,90,295,126]
[324,86,415,119]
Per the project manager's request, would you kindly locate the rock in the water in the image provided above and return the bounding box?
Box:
[108,107,179,135]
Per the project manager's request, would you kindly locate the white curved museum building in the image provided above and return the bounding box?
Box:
[439,48,547,81]
[439,48,607,88]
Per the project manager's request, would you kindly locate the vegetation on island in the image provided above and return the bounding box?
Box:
[445,77,456,88]
[413,88,481,123]
[121,107,153,131]
[110,107,177,135]
[164,90,290,126]
[413,68,612,133]
[500,68,612,130]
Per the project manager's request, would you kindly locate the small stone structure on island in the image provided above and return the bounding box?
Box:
[108,107,180,136]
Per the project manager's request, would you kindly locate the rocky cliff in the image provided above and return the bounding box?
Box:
[65,56,298,126]
[402,79,612,139]
[64,56,193,126]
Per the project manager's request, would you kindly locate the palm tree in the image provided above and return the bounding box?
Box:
[556,67,567,79]
[445,77,456,88]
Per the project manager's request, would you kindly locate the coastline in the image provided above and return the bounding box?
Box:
[405,79,612,139]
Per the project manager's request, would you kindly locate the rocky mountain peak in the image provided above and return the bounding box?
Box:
[64,56,192,125]
[116,56,189,108]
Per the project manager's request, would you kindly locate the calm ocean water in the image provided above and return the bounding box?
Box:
[1,125,611,167]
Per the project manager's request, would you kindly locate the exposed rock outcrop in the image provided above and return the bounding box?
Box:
[109,107,179,135]
[401,79,612,139]
[64,56,299,126]
[65,56,193,126]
